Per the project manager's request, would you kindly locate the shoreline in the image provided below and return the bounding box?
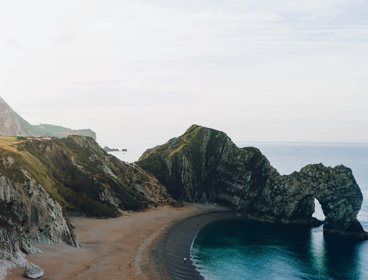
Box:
[152,210,236,280]
[5,204,227,280]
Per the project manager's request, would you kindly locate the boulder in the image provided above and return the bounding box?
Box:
[24,265,44,279]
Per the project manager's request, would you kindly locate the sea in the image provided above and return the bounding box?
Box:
[191,142,368,280]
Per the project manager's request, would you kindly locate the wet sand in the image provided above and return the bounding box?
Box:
[6,203,228,280]
[153,211,236,280]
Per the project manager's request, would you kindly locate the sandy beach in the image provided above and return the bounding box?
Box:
[6,203,228,280]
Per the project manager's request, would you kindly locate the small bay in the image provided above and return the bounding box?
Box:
[192,142,368,280]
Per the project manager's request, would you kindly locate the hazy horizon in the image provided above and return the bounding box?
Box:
[1,0,368,150]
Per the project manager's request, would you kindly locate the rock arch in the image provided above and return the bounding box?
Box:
[308,165,364,235]
[138,125,367,239]
[259,164,365,238]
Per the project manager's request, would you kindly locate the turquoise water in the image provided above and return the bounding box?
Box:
[192,142,368,280]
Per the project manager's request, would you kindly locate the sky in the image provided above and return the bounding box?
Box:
[0,0,368,157]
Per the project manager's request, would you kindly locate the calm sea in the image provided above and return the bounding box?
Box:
[192,142,368,280]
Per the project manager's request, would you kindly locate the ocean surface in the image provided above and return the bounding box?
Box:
[191,142,368,280]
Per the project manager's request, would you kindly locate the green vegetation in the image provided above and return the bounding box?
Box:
[33,124,96,139]
[138,124,231,200]
[0,136,152,218]
[138,124,271,203]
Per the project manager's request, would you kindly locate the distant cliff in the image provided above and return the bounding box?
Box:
[0,97,96,139]
[138,125,367,239]
[104,146,119,152]
[0,135,173,279]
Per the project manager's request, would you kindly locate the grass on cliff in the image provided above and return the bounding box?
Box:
[20,139,123,216]
[0,137,144,217]
[138,125,269,202]
[138,125,231,200]
[0,137,68,205]
[167,125,203,157]
[0,137,21,153]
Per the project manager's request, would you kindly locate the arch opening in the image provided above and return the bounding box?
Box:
[313,198,325,221]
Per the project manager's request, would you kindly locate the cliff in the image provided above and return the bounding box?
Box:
[32,124,96,140]
[0,135,172,279]
[0,97,96,139]
[138,125,367,239]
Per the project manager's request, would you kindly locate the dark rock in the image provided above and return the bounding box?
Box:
[104,146,119,152]
[138,124,367,239]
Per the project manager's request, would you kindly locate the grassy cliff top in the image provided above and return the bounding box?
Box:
[139,124,232,160]
[0,135,169,217]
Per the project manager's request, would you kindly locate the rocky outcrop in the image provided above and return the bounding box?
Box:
[0,155,77,279]
[0,224,27,280]
[250,164,364,237]
[0,171,77,245]
[138,125,367,239]
[0,135,173,279]
[104,146,119,152]
[0,97,96,139]
[5,135,173,216]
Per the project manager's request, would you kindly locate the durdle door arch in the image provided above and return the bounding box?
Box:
[138,125,368,239]
[262,164,365,237]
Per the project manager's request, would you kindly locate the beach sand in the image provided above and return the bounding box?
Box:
[6,203,227,280]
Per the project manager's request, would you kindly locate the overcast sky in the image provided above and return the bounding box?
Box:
[1,0,368,155]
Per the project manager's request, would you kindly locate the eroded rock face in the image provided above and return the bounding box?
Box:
[0,172,76,245]
[0,225,27,280]
[138,125,367,239]
[253,164,364,236]
[18,135,173,215]
[0,166,77,279]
